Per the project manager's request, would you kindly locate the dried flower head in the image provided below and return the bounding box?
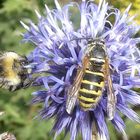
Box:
[21,0,140,140]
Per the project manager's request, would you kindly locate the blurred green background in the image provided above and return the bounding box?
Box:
[0,0,140,140]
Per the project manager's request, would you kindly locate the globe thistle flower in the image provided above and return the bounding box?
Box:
[21,0,140,140]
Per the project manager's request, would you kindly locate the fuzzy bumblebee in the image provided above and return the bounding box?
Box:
[0,52,32,91]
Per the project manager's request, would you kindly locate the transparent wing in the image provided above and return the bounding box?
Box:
[105,58,116,120]
[66,68,84,114]
[66,56,89,114]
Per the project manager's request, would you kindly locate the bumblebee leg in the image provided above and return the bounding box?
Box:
[2,81,15,91]
[2,82,10,90]
[9,85,18,91]
[23,78,33,88]
[0,79,6,89]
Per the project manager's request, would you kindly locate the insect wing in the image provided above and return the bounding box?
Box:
[66,56,89,114]
[105,58,116,120]
[66,68,84,114]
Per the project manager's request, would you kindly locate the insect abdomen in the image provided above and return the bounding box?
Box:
[79,59,105,110]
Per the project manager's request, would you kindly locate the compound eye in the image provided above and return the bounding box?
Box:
[20,59,28,66]
[100,40,105,44]
[19,56,28,65]
[21,61,26,66]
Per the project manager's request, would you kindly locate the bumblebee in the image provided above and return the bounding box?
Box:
[66,39,116,120]
[0,52,32,91]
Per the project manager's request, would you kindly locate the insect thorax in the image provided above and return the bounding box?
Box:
[87,40,106,60]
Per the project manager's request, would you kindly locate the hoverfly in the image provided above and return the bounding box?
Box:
[66,39,116,120]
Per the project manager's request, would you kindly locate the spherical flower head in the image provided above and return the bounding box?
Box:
[21,0,140,140]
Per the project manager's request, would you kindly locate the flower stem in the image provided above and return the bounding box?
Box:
[92,123,99,140]
[92,133,98,140]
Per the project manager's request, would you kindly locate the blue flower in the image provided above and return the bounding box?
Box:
[21,0,140,140]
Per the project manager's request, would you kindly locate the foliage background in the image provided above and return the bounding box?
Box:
[0,0,140,140]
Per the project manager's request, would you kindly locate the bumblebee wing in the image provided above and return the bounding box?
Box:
[66,56,89,114]
[66,68,84,114]
[105,58,116,120]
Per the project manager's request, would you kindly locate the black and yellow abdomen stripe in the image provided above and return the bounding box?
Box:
[78,58,105,111]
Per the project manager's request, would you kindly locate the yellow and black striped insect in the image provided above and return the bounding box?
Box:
[66,39,116,120]
[0,52,32,91]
